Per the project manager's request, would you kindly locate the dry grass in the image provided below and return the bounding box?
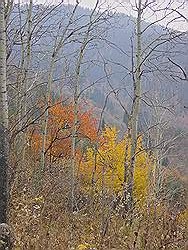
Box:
[9,158,187,250]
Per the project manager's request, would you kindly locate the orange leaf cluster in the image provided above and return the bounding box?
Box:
[30,100,98,162]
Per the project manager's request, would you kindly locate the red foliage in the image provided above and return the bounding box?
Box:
[30,99,98,162]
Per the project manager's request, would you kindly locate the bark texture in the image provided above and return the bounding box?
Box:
[125,0,142,211]
[0,0,9,224]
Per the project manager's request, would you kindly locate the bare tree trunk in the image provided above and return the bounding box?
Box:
[0,0,9,224]
[71,36,89,211]
[0,1,13,247]
[39,2,80,186]
[40,54,55,177]
[125,0,142,211]
[21,0,33,161]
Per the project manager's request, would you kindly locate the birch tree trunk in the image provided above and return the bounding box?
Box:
[39,2,80,188]
[71,36,89,213]
[40,54,55,177]
[125,0,142,211]
[0,0,9,224]
[21,0,33,161]
[70,0,101,213]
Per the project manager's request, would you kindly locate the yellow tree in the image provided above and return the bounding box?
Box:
[80,126,152,205]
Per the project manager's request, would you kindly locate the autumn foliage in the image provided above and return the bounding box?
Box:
[29,102,153,203]
[10,102,187,250]
[80,126,152,203]
[29,100,98,162]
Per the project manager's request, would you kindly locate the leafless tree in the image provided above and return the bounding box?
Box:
[113,0,188,211]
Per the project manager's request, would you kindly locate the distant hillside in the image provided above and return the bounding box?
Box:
[8,3,188,131]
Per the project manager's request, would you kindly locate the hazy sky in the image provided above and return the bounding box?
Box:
[20,0,188,31]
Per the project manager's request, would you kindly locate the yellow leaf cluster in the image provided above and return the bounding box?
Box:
[77,243,91,250]
[80,126,152,203]
[34,196,45,203]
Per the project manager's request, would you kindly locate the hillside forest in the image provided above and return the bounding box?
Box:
[0,0,188,249]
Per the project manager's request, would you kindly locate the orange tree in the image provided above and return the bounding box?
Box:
[29,99,98,163]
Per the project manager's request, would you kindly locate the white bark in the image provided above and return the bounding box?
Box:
[21,0,33,160]
[125,0,142,210]
[0,0,8,130]
[71,36,89,213]
[40,2,80,178]
[0,0,9,223]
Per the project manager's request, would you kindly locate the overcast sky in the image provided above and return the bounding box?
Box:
[19,0,188,31]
